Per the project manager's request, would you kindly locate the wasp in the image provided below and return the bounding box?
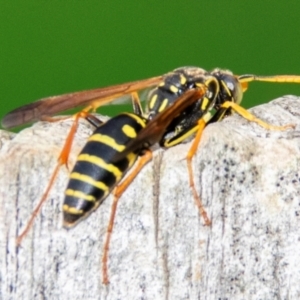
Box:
[2,67,299,283]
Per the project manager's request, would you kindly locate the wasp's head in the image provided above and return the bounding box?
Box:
[211,69,243,107]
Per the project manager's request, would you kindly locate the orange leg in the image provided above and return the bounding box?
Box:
[102,150,153,284]
[16,162,62,245]
[16,108,93,246]
[131,92,144,115]
[58,107,93,168]
[186,119,211,226]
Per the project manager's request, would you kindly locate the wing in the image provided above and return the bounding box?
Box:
[117,87,207,158]
[2,76,163,129]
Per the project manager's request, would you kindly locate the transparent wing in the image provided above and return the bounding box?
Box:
[2,76,163,128]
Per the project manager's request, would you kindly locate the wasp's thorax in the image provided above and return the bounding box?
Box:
[146,67,243,119]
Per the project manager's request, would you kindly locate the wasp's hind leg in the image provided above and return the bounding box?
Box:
[102,150,153,284]
[16,109,100,246]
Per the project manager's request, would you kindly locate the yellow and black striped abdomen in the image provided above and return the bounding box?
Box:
[63,113,147,227]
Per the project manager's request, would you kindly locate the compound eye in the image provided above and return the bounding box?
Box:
[221,74,243,104]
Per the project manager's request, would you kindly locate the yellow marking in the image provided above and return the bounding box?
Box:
[149,94,158,110]
[127,152,138,168]
[65,189,96,202]
[123,113,146,128]
[158,98,169,113]
[89,134,125,152]
[169,85,179,93]
[159,82,165,87]
[195,82,204,88]
[201,97,209,111]
[70,172,110,193]
[122,124,137,138]
[180,75,187,85]
[164,123,201,148]
[63,204,84,215]
[78,154,123,181]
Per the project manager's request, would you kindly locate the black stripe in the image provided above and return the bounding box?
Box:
[64,194,96,213]
[94,113,145,147]
[71,160,118,187]
[81,141,132,173]
[63,210,84,225]
[66,178,106,202]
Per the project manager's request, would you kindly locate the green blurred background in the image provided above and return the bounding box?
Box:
[1,1,300,129]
